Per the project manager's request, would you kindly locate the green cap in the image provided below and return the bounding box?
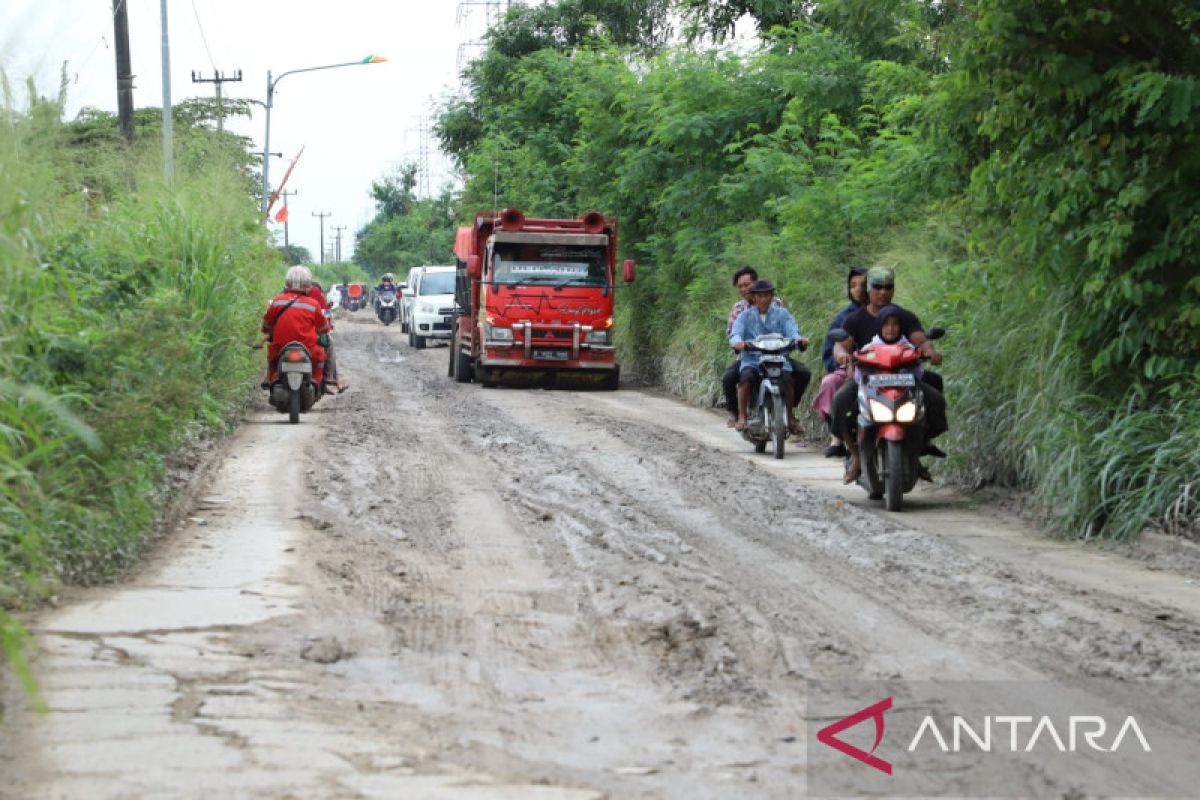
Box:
[867,266,895,287]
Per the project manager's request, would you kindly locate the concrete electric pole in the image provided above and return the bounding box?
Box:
[190,69,243,132]
[331,225,347,263]
[312,211,332,264]
[112,0,135,144]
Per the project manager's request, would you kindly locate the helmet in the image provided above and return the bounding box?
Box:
[382,272,394,282]
[285,265,312,291]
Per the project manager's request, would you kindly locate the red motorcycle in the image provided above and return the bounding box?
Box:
[833,328,944,511]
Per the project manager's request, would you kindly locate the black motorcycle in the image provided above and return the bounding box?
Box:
[267,341,322,423]
[738,333,801,459]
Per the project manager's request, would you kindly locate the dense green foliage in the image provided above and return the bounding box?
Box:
[437,0,1199,540]
[1,79,281,679]
[354,164,457,275]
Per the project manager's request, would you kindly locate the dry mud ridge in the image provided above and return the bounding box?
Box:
[3,315,1200,799]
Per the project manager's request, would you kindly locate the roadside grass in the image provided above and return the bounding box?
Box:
[1,81,280,686]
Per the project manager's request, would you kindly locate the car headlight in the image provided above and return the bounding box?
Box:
[418,302,436,314]
[895,402,917,423]
[584,329,611,345]
[868,399,894,422]
[485,324,513,342]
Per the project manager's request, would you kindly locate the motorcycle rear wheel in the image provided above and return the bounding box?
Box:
[287,388,301,424]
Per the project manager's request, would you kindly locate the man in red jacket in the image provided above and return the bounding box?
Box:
[261,265,330,387]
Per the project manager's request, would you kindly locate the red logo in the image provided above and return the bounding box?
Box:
[817,697,894,775]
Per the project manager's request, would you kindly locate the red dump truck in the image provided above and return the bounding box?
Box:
[448,208,635,389]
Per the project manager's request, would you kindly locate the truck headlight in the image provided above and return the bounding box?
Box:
[868,399,893,422]
[584,329,611,345]
[485,325,513,342]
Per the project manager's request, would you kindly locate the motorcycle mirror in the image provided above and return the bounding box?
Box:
[828,327,849,342]
[927,327,946,340]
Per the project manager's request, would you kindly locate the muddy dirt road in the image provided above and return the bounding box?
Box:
[3,315,1199,798]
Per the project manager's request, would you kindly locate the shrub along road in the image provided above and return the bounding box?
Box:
[3,314,1199,798]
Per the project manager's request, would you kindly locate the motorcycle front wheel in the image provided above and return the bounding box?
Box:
[770,394,787,459]
[884,439,904,511]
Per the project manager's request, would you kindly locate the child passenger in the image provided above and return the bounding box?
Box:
[855,304,924,384]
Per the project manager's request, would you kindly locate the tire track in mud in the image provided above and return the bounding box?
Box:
[497,389,1200,683]
[305,322,809,795]
[298,319,1200,797]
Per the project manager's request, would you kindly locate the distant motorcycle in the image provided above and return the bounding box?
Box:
[738,333,802,459]
[831,327,944,511]
[375,288,398,325]
[266,341,322,423]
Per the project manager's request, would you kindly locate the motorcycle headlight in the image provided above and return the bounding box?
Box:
[485,324,513,342]
[895,402,917,423]
[868,399,894,422]
[584,329,611,345]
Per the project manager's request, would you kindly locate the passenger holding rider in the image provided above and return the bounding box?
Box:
[813,267,868,457]
[261,265,330,390]
[830,267,946,484]
[308,280,348,394]
[729,279,809,435]
[722,266,811,427]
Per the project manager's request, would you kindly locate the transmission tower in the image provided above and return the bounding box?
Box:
[406,117,432,200]
[456,0,524,70]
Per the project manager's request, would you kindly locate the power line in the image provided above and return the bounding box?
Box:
[188,0,217,72]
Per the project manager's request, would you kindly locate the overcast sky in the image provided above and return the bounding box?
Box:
[0,0,496,261]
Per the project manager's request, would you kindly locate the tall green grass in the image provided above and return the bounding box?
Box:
[1,77,281,683]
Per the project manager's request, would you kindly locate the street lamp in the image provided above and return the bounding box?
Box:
[260,55,386,219]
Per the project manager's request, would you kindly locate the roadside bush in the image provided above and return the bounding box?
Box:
[1,80,280,680]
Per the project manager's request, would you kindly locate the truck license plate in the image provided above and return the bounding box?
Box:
[532,349,569,361]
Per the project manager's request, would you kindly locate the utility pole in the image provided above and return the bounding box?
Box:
[331,225,347,263]
[112,0,135,144]
[312,211,332,264]
[280,189,298,247]
[190,69,242,132]
[159,0,173,181]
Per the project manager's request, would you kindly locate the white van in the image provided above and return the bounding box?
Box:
[406,266,455,349]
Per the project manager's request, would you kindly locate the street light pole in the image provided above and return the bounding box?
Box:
[260,55,386,219]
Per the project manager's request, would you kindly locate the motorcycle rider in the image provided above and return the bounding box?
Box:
[729,279,808,435]
[830,267,946,484]
[722,266,811,427]
[260,265,331,390]
[375,272,397,295]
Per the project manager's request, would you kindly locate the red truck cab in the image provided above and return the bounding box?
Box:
[449,209,635,388]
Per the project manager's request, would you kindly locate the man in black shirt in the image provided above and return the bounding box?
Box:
[830,267,947,483]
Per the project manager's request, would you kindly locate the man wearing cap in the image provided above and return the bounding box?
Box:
[729,279,809,434]
[830,266,946,483]
[723,266,811,427]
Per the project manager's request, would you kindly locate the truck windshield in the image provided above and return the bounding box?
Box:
[491,242,608,287]
[418,271,455,295]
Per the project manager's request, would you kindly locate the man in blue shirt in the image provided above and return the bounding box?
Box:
[730,279,808,433]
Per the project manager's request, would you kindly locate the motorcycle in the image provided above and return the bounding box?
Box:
[267,341,322,423]
[738,333,802,459]
[831,327,944,511]
[375,288,398,325]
